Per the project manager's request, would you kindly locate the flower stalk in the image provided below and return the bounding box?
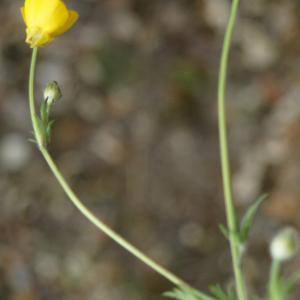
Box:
[217,0,248,299]
[268,259,281,300]
[28,47,187,288]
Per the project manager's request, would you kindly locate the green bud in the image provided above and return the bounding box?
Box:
[270,227,299,261]
[43,81,62,105]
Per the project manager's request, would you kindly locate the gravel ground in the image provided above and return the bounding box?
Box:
[0,0,300,299]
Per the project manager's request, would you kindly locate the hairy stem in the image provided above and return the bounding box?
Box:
[217,1,248,299]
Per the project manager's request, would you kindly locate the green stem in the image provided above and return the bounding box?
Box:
[269,259,281,300]
[28,48,186,288]
[217,1,248,300]
[29,48,43,147]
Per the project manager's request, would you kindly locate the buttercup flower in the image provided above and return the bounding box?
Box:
[21,0,78,48]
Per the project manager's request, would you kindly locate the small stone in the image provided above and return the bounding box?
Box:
[238,22,278,70]
[203,0,230,31]
[0,134,31,172]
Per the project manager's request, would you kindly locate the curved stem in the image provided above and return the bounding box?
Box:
[217,1,248,300]
[28,48,186,288]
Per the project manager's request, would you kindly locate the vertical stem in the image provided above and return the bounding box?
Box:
[28,48,187,288]
[269,259,281,300]
[29,48,43,147]
[217,1,248,300]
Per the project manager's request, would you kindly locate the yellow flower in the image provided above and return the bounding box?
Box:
[21,0,79,48]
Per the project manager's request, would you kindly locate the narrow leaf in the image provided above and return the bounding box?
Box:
[219,224,230,240]
[28,138,37,144]
[239,194,267,243]
[209,284,236,300]
[35,116,47,147]
[164,286,216,300]
[40,100,48,125]
[226,285,236,300]
[46,120,55,145]
[284,271,300,295]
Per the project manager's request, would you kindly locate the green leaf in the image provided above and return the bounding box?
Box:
[164,289,196,300]
[28,138,37,144]
[225,286,236,300]
[35,116,47,147]
[282,271,300,296]
[209,285,236,300]
[219,224,230,240]
[46,120,55,145]
[164,286,216,300]
[39,98,56,146]
[40,100,48,125]
[239,194,267,244]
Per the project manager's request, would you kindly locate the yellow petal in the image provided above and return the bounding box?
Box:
[41,1,70,34]
[51,11,79,37]
[24,0,62,27]
[20,6,27,26]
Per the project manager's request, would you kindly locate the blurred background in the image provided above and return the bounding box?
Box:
[0,0,300,299]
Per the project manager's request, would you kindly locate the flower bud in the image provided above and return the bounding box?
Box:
[43,81,62,105]
[270,227,299,261]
